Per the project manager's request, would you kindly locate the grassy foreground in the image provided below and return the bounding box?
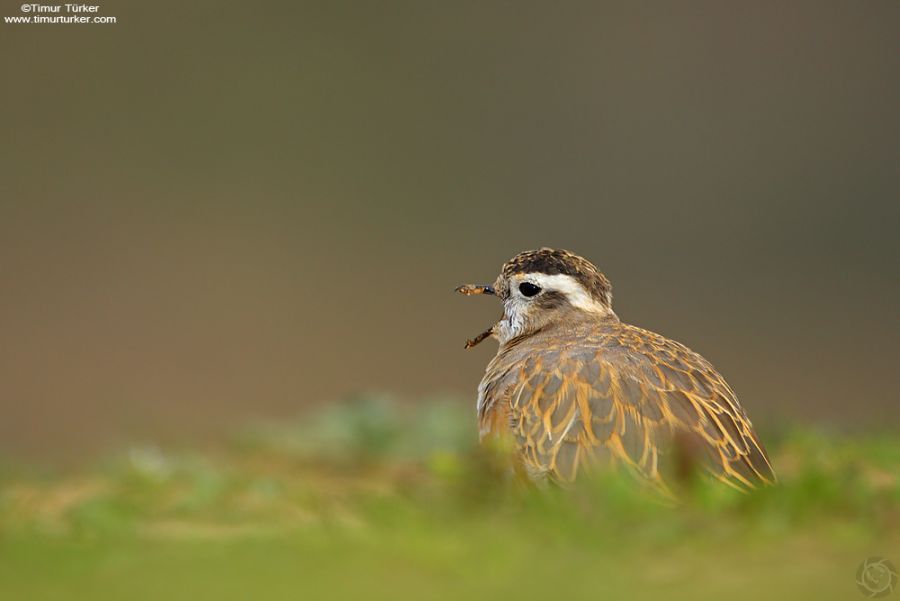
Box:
[1,396,898,601]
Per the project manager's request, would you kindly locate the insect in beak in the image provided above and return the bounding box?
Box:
[455,284,495,296]
[455,284,498,348]
[462,325,496,349]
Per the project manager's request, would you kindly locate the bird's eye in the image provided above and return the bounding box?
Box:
[519,282,542,297]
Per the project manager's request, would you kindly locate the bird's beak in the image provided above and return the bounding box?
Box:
[455,284,495,296]
[455,284,498,348]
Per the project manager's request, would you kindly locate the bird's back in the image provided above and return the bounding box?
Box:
[477,315,775,491]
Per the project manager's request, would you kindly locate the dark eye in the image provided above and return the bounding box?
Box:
[519,282,542,297]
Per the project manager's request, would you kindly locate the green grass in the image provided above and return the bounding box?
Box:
[1,396,898,600]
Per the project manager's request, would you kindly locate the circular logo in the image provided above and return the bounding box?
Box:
[857,557,898,598]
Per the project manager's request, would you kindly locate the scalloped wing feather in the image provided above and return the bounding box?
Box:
[478,322,775,491]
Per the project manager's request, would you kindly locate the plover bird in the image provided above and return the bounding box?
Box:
[457,248,774,492]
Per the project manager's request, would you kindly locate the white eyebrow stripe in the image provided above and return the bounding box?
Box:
[523,273,609,313]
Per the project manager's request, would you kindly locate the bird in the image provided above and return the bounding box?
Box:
[456,248,775,493]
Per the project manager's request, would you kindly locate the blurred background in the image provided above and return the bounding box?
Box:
[1,0,898,463]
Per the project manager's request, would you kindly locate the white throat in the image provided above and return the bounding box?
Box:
[496,273,613,344]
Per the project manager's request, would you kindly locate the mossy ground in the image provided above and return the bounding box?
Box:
[1,396,897,600]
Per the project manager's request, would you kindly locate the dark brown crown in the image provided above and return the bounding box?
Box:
[500,248,613,307]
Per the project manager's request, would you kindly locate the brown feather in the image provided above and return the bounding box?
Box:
[477,315,776,490]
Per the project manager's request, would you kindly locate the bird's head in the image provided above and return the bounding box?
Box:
[456,248,616,348]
